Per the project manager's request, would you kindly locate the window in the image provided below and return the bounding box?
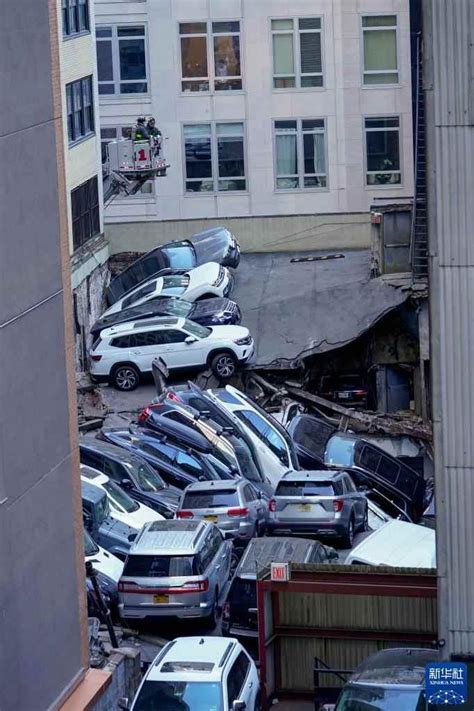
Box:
[96,25,147,95]
[121,281,157,310]
[271,18,323,89]
[62,0,89,37]
[236,411,289,467]
[164,330,187,344]
[362,15,398,85]
[365,117,401,185]
[180,21,242,92]
[274,119,327,189]
[226,652,250,705]
[71,176,100,250]
[66,76,94,144]
[184,122,246,193]
[174,452,203,477]
[80,449,104,471]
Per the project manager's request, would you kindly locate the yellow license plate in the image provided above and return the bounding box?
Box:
[153,594,169,604]
[205,515,218,522]
[299,503,313,512]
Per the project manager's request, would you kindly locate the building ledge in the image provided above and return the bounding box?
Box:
[59,669,111,711]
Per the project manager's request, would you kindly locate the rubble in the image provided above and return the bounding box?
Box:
[76,372,111,431]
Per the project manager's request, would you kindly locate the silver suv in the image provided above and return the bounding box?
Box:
[268,470,368,548]
[176,478,268,546]
[118,520,232,628]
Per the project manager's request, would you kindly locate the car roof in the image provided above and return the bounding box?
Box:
[346,520,436,568]
[236,536,318,579]
[145,636,238,683]
[349,647,438,687]
[80,438,145,467]
[142,415,215,453]
[278,470,344,482]
[182,478,244,493]
[102,316,183,338]
[80,464,108,486]
[129,520,210,555]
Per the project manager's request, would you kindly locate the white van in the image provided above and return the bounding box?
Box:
[345,519,436,568]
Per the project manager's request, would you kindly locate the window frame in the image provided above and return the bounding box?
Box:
[71,175,100,251]
[96,24,149,97]
[178,20,243,94]
[182,120,248,195]
[273,118,328,192]
[360,14,400,87]
[363,114,402,188]
[62,0,90,38]
[270,16,324,91]
[66,76,95,145]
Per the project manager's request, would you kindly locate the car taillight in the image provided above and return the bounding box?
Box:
[138,404,161,423]
[222,601,230,620]
[182,580,209,592]
[333,499,344,513]
[90,354,102,362]
[227,507,249,517]
[269,499,277,512]
[166,391,183,403]
[118,581,138,593]
[176,510,193,519]
[354,389,367,396]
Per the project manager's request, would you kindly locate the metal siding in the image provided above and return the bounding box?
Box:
[427,0,474,655]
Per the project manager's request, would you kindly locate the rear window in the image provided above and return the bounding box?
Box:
[228,577,256,607]
[276,480,335,497]
[182,490,239,509]
[123,555,197,577]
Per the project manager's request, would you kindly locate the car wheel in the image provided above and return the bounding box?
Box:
[112,364,140,391]
[211,352,237,379]
[341,516,355,549]
[206,588,219,630]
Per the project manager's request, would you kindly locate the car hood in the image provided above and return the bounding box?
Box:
[112,504,163,531]
[189,227,234,264]
[209,325,250,341]
[191,297,235,318]
[186,261,221,289]
[85,545,124,583]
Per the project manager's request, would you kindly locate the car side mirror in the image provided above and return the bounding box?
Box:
[128,533,137,543]
[257,490,263,500]
[327,548,339,561]
[185,336,196,344]
[224,531,234,540]
[232,701,246,711]
[121,479,132,489]
[118,698,130,711]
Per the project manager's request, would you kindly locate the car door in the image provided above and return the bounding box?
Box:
[211,527,231,591]
[164,327,208,368]
[243,483,265,531]
[128,330,168,372]
[225,652,254,709]
[342,474,365,524]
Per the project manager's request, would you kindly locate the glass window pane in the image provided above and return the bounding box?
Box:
[96,26,112,38]
[299,18,321,30]
[304,175,327,188]
[182,80,210,92]
[214,35,241,78]
[273,34,294,75]
[185,136,212,178]
[119,38,146,80]
[272,19,293,31]
[120,82,147,93]
[117,26,144,37]
[303,132,326,174]
[184,124,211,137]
[364,29,397,71]
[276,134,297,176]
[215,78,242,91]
[218,136,244,178]
[301,75,323,87]
[274,77,295,88]
[277,177,298,189]
[300,32,322,74]
[275,120,297,130]
[216,123,243,136]
[180,22,207,34]
[366,129,400,171]
[362,15,397,27]
[364,72,398,84]
[97,40,113,82]
[99,84,114,95]
[186,180,214,192]
[213,21,239,33]
[302,119,324,130]
[365,117,399,129]
[218,179,246,191]
[181,36,208,78]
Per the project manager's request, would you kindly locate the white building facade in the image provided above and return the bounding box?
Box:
[95,0,414,253]
[58,0,107,365]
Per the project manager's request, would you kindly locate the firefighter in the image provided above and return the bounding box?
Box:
[147,117,162,155]
[133,117,149,141]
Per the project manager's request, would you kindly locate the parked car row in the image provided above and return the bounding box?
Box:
[89,227,256,389]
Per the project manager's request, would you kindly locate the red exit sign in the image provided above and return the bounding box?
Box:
[271,562,290,582]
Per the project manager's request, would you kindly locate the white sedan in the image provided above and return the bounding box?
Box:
[102,262,232,318]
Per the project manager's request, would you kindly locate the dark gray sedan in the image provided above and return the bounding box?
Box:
[267,470,368,548]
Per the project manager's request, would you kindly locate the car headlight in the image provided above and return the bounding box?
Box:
[213,266,226,287]
[234,335,252,346]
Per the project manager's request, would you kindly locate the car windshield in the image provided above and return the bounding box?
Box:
[161,241,195,269]
[228,577,256,607]
[184,320,212,338]
[335,685,425,711]
[325,436,356,468]
[161,275,190,296]
[102,479,139,514]
[122,281,157,310]
[276,480,335,497]
[96,493,110,523]
[129,461,165,492]
[132,680,223,711]
[83,530,99,556]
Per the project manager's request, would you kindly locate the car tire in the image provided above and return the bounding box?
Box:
[205,588,219,630]
[111,364,140,391]
[210,351,238,379]
[341,516,355,549]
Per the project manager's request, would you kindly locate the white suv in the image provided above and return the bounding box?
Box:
[89,317,254,391]
[126,636,260,711]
